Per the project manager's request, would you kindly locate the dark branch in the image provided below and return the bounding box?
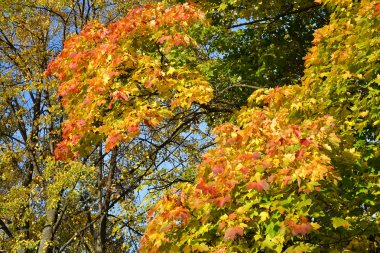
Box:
[230,4,321,29]
[0,219,14,239]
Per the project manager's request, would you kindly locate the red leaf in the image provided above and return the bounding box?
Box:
[375,3,380,15]
[69,62,78,70]
[246,179,269,191]
[144,80,153,88]
[168,206,190,223]
[283,175,292,185]
[228,213,236,220]
[291,223,313,236]
[252,152,261,159]
[215,196,231,207]
[212,165,224,175]
[54,141,73,161]
[300,138,312,147]
[147,208,155,219]
[105,130,123,151]
[196,178,219,196]
[295,150,305,159]
[224,226,244,241]
[293,127,301,137]
[219,221,226,230]
[240,152,261,160]
[128,124,140,133]
[158,35,169,44]
[240,166,249,174]
[287,218,313,236]
[260,160,272,169]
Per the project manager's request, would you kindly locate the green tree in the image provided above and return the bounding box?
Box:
[189,0,329,116]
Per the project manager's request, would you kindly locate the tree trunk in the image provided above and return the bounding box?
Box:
[16,163,34,253]
[37,208,58,253]
[95,147,117,253]
[95,214,107,253]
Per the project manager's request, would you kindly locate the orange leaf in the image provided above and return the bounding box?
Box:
[291,223,313,236]
[54,141,73,161]
[246,179,269,191]
[215,196,231,207]
[228,213,236,220]
[375,3,380,15]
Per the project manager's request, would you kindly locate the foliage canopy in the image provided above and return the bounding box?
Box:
[0,0,378,252]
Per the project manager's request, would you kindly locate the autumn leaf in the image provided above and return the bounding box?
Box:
[291,223,313,236]
[246,179,269,191]
[331,217,351,229]
[375,3,380,15]
[215,196,231,207]
[224,226,244,241]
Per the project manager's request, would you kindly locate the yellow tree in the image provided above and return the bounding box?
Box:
[0,1,176,252]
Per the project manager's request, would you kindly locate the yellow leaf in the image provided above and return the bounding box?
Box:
[359,110,369,117]
[323,144,332,151]
[167,67,176,75]
[342,72,352,79]
[310,222,321,230]
[259,211,269,222]
[192,243,209,251]
[332,217,351,229]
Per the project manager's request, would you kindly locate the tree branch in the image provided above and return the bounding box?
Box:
[230,4,321,29]
[0,219,14,239]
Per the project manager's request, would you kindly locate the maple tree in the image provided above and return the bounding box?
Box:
[46,2,212,159]
[140,0,380,252]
